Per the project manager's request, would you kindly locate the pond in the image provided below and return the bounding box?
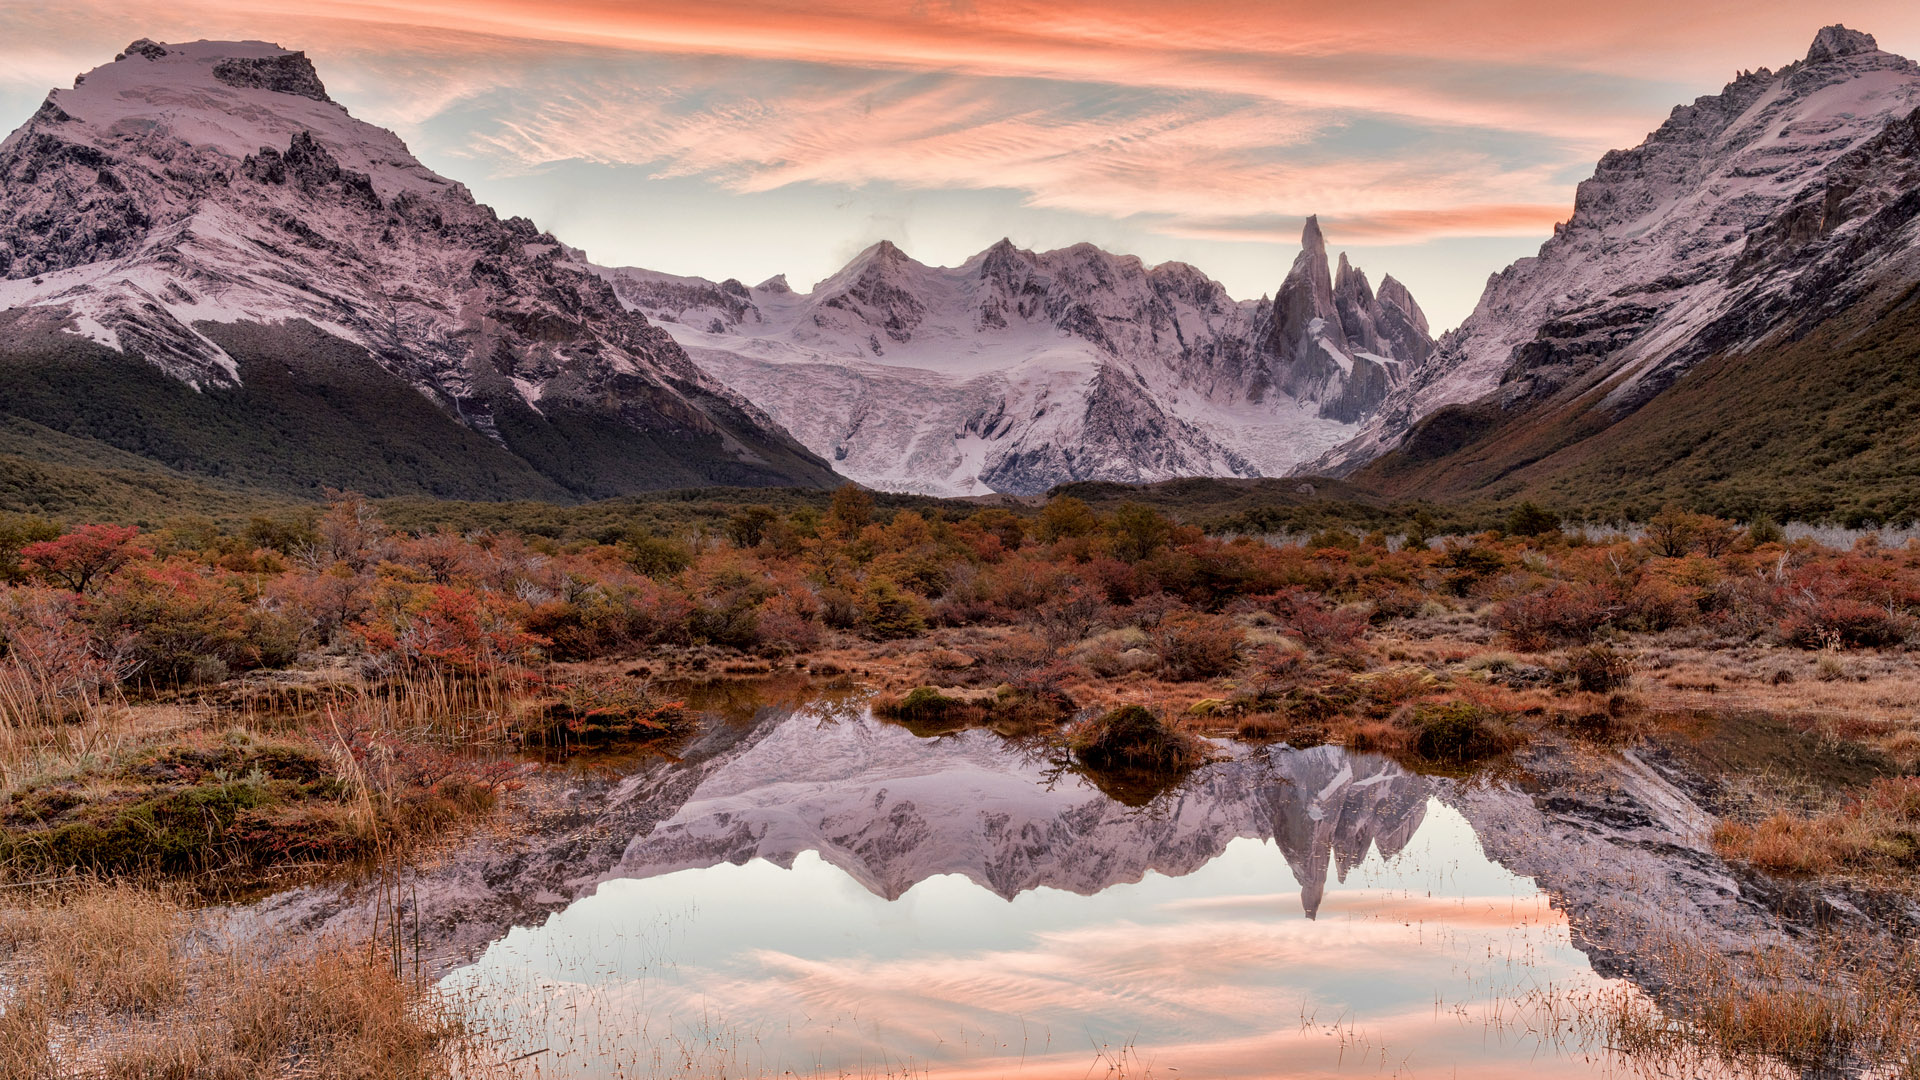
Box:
[440,695,1663,1078]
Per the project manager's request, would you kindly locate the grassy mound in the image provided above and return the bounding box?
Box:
[1406,701,1520,765]
[1068,706,1206,771]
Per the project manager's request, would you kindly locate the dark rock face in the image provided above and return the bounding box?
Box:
[1261,217,1431,421]
[212,53,330,101]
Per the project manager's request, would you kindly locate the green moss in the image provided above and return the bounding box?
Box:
[2,781,277,875]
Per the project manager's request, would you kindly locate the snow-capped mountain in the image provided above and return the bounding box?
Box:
[1306,25,1920,478]
[0,40,837,497]
[598,220,1432,496]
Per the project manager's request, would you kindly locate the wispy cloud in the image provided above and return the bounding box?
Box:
[5,0,1919,320]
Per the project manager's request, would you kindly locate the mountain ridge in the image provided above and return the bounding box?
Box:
[595,221,1434,496]
[0,38,839,500]
[1305,24,1920,495]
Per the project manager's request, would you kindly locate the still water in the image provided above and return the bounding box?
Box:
[444,698,1652,1078]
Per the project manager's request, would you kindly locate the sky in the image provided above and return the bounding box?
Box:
[4,3,1920,330]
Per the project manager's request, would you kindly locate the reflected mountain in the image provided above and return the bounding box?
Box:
[615,707,1427,916]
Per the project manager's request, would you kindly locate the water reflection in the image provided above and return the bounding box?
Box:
[445,701,1644,1078]
[615,706,1426,918]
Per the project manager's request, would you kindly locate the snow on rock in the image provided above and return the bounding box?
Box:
[1304,25,1920,475]
[0,39,831,483]
[597,222,1432,496]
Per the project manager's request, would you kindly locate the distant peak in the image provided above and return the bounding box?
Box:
[755,273,791,294]
[1301,214,1326,255]
[1807,25,1877,64]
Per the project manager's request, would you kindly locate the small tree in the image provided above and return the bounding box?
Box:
[827,486,874,540]
[1506,502,1561,538]
[622,530,692,578]
[1645,505,1699,557]
[1037,496,1100,542]
[726,505,779,549]
[0,513,61,583]
[1107,502,1172,562]
[20,524,152,593]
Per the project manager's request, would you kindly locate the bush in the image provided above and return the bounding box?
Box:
[859,578,928,640]
[1506,502,1561,538]
[1564,644,1634,692]
[88,563,295,686]
[1068,705,1205,771]
[1408,701,1518,764]
[1152,612,1242,680]
[1779,597,1913,649]
[621,531,692,577]
[1488,584,1611,650]
[1259,587,1367,649]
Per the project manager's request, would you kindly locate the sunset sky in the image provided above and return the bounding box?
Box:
[5,2,1920,328]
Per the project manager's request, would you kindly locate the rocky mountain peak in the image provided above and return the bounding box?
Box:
[0,38,837,493]
[1807,25,1878,64]
[1301,24,1920,480]
[1300,214,1328,260]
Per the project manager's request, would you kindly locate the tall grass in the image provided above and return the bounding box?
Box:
[0,882,477,1078]
[0,656,126,793]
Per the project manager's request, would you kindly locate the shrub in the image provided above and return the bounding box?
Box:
[1779,597,1913,649]
[353,585,546,674]
[1488,583,1611,650]
[20,524,152,593]
[1259,587,1368,649]
[1564,644,1634,692]
[1506,502,1561,538]
[1067,705,1205,771]
[1152,612,1242,680]
[858,578,928,640]
[621,531,693,578]
[1407,701,1519,764]
[0,514,61,584]
[87,563,293,686]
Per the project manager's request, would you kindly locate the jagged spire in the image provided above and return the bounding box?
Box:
[1807,25,1877,64]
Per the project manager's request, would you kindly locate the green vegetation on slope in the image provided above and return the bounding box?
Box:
[1360,283,1920,525]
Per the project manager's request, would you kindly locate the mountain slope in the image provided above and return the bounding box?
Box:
[0,39,839,500]
[1314,25,1920,510]
[598,222,1431,496]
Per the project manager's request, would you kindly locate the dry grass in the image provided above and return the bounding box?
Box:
[1712,776,1920,881]
[1603,929,1920,1077]
[0,883,475,1079]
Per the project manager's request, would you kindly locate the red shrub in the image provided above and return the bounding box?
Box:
[1778,596,1913,649]
[1255,587,1368,649]
[1488,583,1612,650]
[354,585,547,673]
[21,524,151,593]
[1153,612,1243,680]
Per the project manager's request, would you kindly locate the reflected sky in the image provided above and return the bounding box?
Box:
[442,707,1649,1078]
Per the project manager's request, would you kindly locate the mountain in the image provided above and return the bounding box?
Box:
[1307,26,1920,522]
[596,221,1432,496]
[0,40,839,501]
